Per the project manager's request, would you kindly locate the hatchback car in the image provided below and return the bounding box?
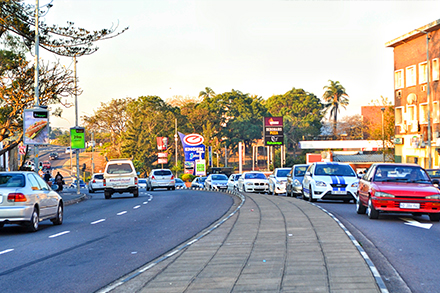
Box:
[268,168,290,195]
[88,173,104,193]
[205,174,229,190]
[227,174,241,191]
[70,179,86,189]
[191,176,207,189]
[138,178,148,189]
[0,171,63,232]
[175,178,186,188]
[286,164,309,197]
[356,163,440,221]
[147,169,175,191]
[237,172,269,193]
[302,162,358,202]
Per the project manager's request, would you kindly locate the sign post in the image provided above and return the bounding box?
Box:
[70,127,85,194]
[263,117,284,146]
[23,107,49,172]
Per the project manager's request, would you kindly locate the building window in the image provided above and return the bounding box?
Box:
[407,105,416,121]
[420,103,428,124]
[419,62,427,84]
[433,58,439,81]
[433,101,439,123]
[395,107,404,125]
[395,69,404,89]
[406,65,416,87]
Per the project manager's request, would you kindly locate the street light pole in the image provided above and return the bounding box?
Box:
[381,107,385,162]
[74,55,80,194]
[418,29,432,168]
[33,0,40,172]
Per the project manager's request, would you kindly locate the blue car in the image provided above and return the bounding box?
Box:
[70,179,86,189]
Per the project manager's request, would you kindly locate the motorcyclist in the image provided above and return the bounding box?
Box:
[55,172,64,192]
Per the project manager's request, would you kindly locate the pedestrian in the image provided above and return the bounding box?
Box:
[55,171,64,192]
[43,170,52,184]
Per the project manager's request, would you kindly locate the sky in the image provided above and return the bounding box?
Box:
[29,0,440,130]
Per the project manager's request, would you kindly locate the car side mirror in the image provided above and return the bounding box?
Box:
[306,171,311,176]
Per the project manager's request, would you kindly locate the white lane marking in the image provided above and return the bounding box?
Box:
[166,250,179,257]
[0,249,14,255]
[139,263,156,273]
[400,217,433,229]
[143,202,148,205]
[49,231,70,238]
[91,219,106,225]
[133,205,141,209]
[117,211,127,216]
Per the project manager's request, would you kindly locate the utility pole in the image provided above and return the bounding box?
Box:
[74,55,80,194]
[174,118,178,176]
[33,0,40,172]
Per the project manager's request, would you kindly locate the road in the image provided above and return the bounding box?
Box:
[315,199,440,293]
[0,189,233,293]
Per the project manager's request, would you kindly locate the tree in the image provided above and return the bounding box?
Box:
[82,98,133,158]
[266,88,324,158]
[336,114,365,139]
[322,80,349,136]
[0,46,76,155]
[0,0,128,57]
[198,87,215,99]
[121,96,178,174]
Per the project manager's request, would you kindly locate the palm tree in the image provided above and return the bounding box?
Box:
[322,80,349,137]
[198,87,216,99]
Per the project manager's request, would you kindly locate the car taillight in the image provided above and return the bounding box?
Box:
[171,175,174,180]
[103,179,106,187]
[135,177,138,184]
[92,180,96,183]
[8,193,27,202]
[152,176,155,180]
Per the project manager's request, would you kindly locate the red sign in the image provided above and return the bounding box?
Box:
[157,137,168,151]
[158,152,167,158]
[264,117,283,127]
[183,133,204,146]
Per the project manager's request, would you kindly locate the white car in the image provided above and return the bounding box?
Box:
[268,168,290,195]
[227,174,241,191]
[88,173,104,193]
[302,162,359,203]
[205,174,228,190]
[237,171,269,193]
[147,169,175,191]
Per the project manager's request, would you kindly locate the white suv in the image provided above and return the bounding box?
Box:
[103,159,138,199]
[147,169,175,191]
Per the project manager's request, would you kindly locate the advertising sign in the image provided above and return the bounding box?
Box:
[157,137,168,151]
[23,108,49,145]
[179,132,205,175]
[195,159,206,176]
[264,117,284,146]
[70,127,85,149]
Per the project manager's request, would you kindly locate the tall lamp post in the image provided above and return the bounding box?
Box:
[381,107,385,162]
[418,29,432,168]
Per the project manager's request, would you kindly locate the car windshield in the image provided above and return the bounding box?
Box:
[175,178,183,183]
[211,175,228,180]
[95,174,104,180]
[314,164,356,177]
[373,166,430,183]
[153,170,172,176]
[0,174,25,188]
[275,169,290,177]
[107,163,133,174]
[427,169,440,178]
[294,166,308,177]
[200,177,207,182]
[245,173,266,179]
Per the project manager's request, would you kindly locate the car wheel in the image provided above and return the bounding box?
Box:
[104,191,112,199]
[89,187,95,193]
[356,198,366,214]
[172,187,176,190]
[27,208,39,232]
[429,213,440,222]
[150,187,154,191]
[367,198,379,219]
[133,189,139,198]
[308,186,316,202]
[301,189,307,200]
[51,204,63,225]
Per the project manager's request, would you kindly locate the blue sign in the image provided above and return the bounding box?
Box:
[179,132,205,174]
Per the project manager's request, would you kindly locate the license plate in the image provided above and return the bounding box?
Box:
[400,203,420,209]
[333,190,347,195]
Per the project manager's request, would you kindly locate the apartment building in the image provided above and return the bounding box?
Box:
[386,19,440,168]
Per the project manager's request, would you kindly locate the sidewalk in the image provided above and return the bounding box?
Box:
[59,189,88,206]
[98,191,383,293]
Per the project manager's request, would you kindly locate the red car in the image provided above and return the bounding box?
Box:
[356,163,440,221]
[42,161,51,169]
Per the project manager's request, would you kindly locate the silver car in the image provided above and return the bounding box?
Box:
[191,176,207,188]
[227,174,241,191]
[268,168,291,195]
[286,164,310,197]
[88,173,104,193]
[0,171,63,232]
[147,169,175,191]
[205,174,228,190]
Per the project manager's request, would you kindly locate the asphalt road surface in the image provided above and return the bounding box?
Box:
[0,189,233,293]
[315,199,440,293]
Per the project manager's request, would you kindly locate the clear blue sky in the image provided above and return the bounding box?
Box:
[34,0,440,129]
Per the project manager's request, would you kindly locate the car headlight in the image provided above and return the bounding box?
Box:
[316,181,326,187]
[351,182,359,188]
[426,194,440,199]
[374,191,395,198]
[293,179,301,186]
[246,182,253,185]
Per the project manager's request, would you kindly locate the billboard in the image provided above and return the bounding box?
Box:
[157,137,168,151]
[23,108,49,145]
[178,132,205,175]
[70,127,85,149]
[264,117,283,146]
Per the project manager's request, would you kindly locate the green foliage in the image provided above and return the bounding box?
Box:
[322,80,349,135]
[181,173,195,182]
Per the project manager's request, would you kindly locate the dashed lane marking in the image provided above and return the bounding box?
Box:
[91,219,106,225]
[49,231,70,238]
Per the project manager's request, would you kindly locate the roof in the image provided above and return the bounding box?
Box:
[385,19,440,48]
[333,154,393,163]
